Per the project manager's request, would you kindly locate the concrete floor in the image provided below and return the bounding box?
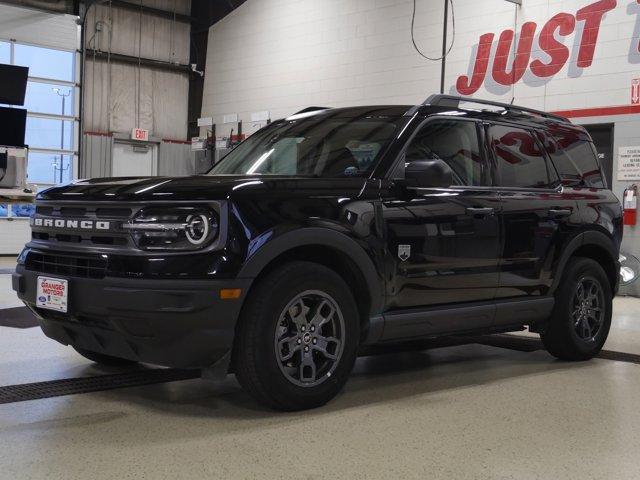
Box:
[1,257,640,479]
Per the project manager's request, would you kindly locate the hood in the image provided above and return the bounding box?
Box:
[36,175,370,202]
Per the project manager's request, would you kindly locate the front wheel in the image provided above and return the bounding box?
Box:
[233,261,359,411]
[541,257,612,361]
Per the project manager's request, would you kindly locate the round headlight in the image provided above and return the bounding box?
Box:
[123,207,219,251]
[185,214,210,245]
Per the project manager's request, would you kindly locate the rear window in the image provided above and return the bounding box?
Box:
[489,124,559,189]
[543,131,605,188]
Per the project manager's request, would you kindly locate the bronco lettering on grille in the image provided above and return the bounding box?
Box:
[32,218,111,230]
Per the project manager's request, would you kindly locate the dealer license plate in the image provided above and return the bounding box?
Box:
[36,276,68,313]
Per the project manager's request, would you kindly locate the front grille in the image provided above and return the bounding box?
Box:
[31,203,138,250]
[26,252,107,279]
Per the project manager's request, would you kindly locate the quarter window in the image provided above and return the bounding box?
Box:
[405,120,486,186]
[489,125,558,189]
[544,131,605,188]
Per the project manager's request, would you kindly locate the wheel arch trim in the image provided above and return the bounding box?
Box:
[238,227,385,315]
[551,230,619,294]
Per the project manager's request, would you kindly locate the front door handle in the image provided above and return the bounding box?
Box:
[465,207,495,217]
[548,208,572,218]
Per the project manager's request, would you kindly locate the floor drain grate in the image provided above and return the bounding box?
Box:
[476,334,640,365]
[0,369,200,405]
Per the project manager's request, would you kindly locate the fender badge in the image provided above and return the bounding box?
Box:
[398,244,411,262]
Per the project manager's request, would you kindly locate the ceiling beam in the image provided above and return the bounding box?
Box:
[107,0,202,25]
[0,0,77,15]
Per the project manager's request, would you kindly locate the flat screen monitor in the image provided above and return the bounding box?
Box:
[0,64,29,106]
[0,107,27,147]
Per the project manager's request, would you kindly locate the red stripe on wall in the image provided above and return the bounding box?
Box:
[552,104,640,119]
[84,131,113,137]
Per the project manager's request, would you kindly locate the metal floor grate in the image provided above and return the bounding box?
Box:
[476,334,640,364]
[0,369,200,405]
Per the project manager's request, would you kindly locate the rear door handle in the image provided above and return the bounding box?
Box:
[548,208,572,218]
[465,207,495,217]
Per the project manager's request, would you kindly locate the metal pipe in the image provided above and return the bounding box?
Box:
[440,0,448,94]
[85,49,192,73]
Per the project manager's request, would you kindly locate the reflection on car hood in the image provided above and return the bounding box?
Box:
[36,175,369,202]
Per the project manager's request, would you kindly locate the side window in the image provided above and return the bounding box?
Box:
[405,120,486,186]
[489,124,559,189]
[544,131,605,188]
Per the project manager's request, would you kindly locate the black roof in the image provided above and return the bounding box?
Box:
[291,95,574,130]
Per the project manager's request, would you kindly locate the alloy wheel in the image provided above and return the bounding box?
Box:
[274,290,345,387]
[572,276,605,342]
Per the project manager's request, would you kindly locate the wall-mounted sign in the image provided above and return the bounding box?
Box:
[618,146,640,181]
[197,117,213,127]
[191,136,206,151]
[456,0,622,95]
[251,111,270,122]
[632,78,640,105]
[131,128,149,142]
[223,113,238,124]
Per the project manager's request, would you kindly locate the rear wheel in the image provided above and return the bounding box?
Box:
[73,347,138,366]
[233,261,359,411]
[541,257,612,360]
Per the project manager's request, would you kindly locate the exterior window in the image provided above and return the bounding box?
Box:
[25,118,74,150]
[2,41,78,187]
[14,44,74,81]
[406,120,485,186]
[545,132,605,188]
[27,152,73,184]
[0,42,9,64]
[24,83,73,115]
[489,125,558,189]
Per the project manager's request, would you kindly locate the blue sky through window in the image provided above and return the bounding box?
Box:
[0,42,9,64]
[27,152,72,184]
[25,118,73,150]
[2,42,77,185]
[25,82,73,115]
[14,44,74,81]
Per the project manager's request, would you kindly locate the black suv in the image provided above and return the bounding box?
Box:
[13,95,622,410]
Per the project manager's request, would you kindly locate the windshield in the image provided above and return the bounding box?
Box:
[209,113,400,177]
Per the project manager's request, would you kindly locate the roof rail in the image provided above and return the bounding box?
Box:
[421,94,570,124]
[293,106,331,115]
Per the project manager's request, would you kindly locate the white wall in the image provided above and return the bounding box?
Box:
[201,0,638,122]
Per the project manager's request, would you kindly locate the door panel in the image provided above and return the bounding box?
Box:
[383,187,501,309]
[112,142,156,177]
[496,189,579,301]
[486,122,580,307]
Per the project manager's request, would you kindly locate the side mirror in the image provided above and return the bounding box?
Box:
[404,159,453,188]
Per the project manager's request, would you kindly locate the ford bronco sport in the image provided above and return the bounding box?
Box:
[13,95,622,410]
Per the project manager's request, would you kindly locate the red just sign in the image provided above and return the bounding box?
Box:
[456,0,617,95]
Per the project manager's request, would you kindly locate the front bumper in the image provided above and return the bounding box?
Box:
[13,265,252,369]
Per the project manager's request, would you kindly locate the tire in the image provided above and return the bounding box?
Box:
[541,257,612,361]
[233,261,360,411]
[73,346,138,366]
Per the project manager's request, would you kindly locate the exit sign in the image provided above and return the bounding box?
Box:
[132,128,149,141]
